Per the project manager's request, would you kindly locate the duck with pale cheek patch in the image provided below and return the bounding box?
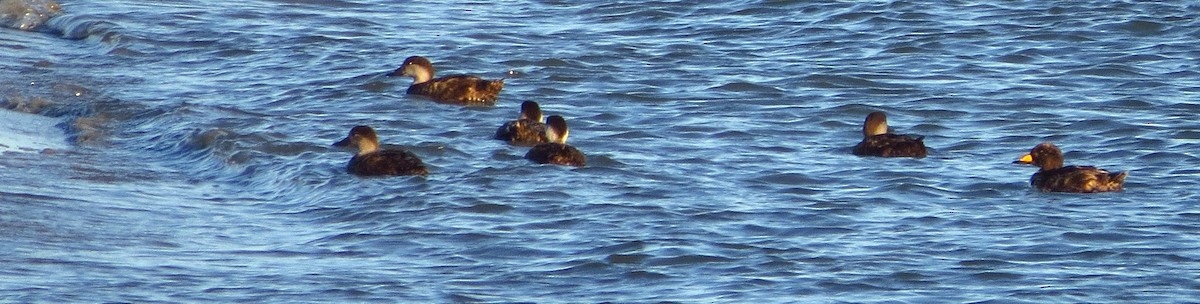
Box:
[495,101,549,146]
[333,126,428,176]
[852,111,928,158]
[388,56,504,105]
[1014,142,1126,193]
[525,115,586,167]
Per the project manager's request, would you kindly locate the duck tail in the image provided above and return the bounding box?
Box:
[1111,171,1128,184]
[1100,171,1129,192]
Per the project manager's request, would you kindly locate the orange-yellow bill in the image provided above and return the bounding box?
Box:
[1014,154,1033,164]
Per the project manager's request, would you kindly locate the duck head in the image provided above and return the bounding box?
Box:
[863,111,888,137]
[334,125,380,155]
[1014,142,1064,170]
[519,101,544,121]
[545,115,570,144]
[388,56,434,83]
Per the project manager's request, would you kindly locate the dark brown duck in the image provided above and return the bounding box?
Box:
[495,101,549,146]
[388,56,504,105]
[1014,142,1126,193]
[333,126,428,176]
[525,115,586,167]
[852,111,928,158]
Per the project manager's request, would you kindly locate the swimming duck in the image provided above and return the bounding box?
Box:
[852,111,928,158]
[333,126,428,176]
[387,56,504,105]
[1,0,62,31]
[525,115,586,167]
[495,101,549,146]
[1014,142,1126,193]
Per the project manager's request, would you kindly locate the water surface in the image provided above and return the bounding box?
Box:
[2,1,1199,302]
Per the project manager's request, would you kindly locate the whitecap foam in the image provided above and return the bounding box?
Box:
[0,108,67,153]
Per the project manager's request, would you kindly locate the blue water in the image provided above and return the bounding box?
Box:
[3,0,1200,302]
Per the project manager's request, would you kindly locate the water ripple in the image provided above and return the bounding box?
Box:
[4,0,1200,302]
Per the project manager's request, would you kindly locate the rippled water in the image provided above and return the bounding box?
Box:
[3,0,1200,302]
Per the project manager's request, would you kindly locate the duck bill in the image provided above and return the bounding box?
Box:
[386,67,404,77]
[333,137,352,147]
[1013,153,1033,164]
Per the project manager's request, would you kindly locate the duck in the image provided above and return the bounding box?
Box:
[387,56,504,105]
[1014,142,1126,193]
[2,0,62,31]
[852,111,928,158]
[333,126,428,176]
[495,101,549,146]
[525,115,586,167]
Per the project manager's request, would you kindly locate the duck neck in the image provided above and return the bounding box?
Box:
[864,123,887,137]
[520,111,543,122]
[357,141,379,156]
[549,129,568,144]
[1041,159,1063,170]
[408,65,433,84]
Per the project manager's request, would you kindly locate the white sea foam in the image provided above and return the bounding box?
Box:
[0,108,67,153]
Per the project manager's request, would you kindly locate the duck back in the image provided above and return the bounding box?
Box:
[1031,166,1126,193]
[495,119,548,146]
[348,150,428,176]
[408,75,504,105]
[525,143,586,167]
[853,134,928,158]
